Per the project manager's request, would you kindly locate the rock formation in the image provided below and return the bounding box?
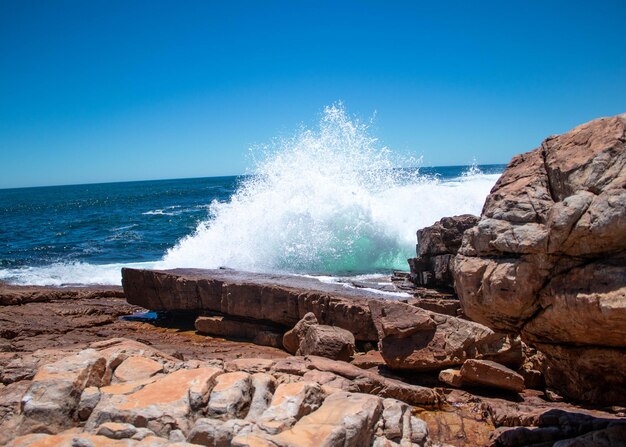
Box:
[452,113,626,405]
[409,214,478,289]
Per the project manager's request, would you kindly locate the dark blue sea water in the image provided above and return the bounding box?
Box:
[0,165,504,285]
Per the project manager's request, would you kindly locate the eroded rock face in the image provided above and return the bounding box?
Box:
[452,113,626,405]
[409,214,479,289]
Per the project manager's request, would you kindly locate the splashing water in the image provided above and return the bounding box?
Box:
[160,104,498,275]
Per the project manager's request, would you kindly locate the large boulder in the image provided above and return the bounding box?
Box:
[368,300,522,371]
[452,113,626,405]
[409,214,479,289]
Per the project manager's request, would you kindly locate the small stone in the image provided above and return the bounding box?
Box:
[283,312,318,355]
[96,422,138,439]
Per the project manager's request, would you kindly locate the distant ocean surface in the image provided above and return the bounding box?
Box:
[0,165,504,286]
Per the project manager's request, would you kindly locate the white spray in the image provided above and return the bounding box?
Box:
[160,104,498,274]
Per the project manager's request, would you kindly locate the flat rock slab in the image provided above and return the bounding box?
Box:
[122,268,395,341]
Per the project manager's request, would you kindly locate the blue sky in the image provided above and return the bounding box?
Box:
[1,0,625,188]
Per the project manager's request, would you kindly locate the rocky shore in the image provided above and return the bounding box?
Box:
[1,113,625,446]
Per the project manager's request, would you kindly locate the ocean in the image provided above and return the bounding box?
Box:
[0,106,505,286]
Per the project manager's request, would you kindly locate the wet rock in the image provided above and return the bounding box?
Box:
[296,324,355,362]
[369,299,522,371]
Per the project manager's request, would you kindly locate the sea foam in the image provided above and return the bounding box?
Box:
[159,104,498,274]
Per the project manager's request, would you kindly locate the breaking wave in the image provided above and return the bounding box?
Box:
[159,104,498,275]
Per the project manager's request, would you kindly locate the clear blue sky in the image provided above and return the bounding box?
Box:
[1,0,625,188]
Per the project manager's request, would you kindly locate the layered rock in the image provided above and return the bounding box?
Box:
[122,268,380,341]
[452,113,626,405]
[409,214,478,289]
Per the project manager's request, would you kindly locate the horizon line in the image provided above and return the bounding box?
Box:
[0,162,508,191]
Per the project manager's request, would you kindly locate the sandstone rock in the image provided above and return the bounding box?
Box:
[271,392,383,447]
[232,433,279,447]
[283,312,318,354]
[257,381,325,434]
[351,350,386,369]
[188,418,253,446]
[225,358,276,374]
[535,343,626,405]
[253,331,283,349]
[113,355,163,383]
[207,371,253,420]
[460,359,525,393]
[302,370,359,393]
[409,214,479,289]
[438,369,463,388]
[407,296,461,317]
[246,373,276,421]
[296,324,355,361]
[195,315,283,343]
[77,386,101,421]
[369,299,522,371]
[87,366,222,437]
[295,355,438,406]
[451,114,626,404]
[19,349,108,435]
[122,268,379,341]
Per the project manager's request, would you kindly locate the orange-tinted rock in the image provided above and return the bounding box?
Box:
[113,356,163,383]
[87,367,222,437]
[19,349,108,435]
[271,392,384,447]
